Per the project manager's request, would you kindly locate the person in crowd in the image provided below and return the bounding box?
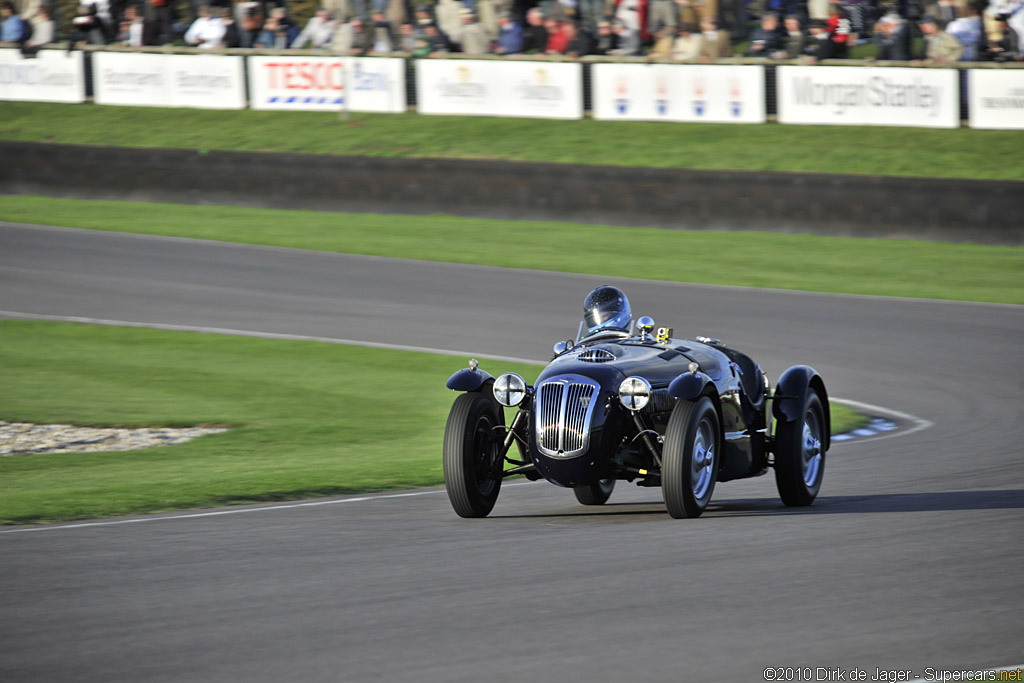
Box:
[824,2,851,57]
[672,21,702,58]
[923,0,959,27]
[611,16,640,53]
[782,14,806,57]
[698,15,730,59]
[563,18,591,55]
[234,0,262,46]
[591,19,618,53]
[435,0,462,38]
[916,14,963,61]
[24,2,53,47]
[69,3,108,44]
[413,20,448,54]
[219,6,241,45]
[80,0,114,39]
[185,3,225,46]
[143,0,173,44]
[647,20,673,56]
[946,3,982,58]
[369,9,393,51]
[804,17,832,57]
[874,12,911,59]
[115,3,148,44]
[454,7,487,52]
[395,20,416,50]
[648,0,675,33]
[615,0,640,37]
[746,12,784,55]
[291,6,336,48]
[328,15,371,52]
[520,6,546,51]
[543,15,568,52]
[981,12,1020,60]
[1,1,26,41]
[493,10,522,53]
[413,2,432,26]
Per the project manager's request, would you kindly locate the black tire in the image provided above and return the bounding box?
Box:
[443,392,504,518]
[573,479,615,506]
[662,396,721,519]
[774,390,826,507]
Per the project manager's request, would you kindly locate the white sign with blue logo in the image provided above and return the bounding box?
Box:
[248,56,405,113]
[0,48,84,103]
[592,64,764,124]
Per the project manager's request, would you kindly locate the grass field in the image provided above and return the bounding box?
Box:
[4,196,1022,304]
[0,320,866,524]
[3,102,1024,180]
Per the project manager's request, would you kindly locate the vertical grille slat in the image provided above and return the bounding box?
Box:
[534,376,599,459]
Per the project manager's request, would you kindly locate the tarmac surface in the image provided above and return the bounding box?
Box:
[1,223,1022,682]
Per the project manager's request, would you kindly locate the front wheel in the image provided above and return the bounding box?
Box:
[573,479,615,506]
[774,390,826,507]
[662,397,721,519]
[443,392,504,518]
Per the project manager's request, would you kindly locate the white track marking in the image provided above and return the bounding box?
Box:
[831,398,935,445]
[0,482,539,535]
[0,310,543,366]
[4,222,1021,310]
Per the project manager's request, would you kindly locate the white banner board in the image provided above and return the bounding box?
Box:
[968,69,1024,130]
[777,65,958,128]
[247,56,405,113]
[0,48,85,103]
[93,52,245,109]
[592,64,764,123]
[416,59,582,119]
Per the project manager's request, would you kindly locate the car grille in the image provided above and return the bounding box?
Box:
[535,375,600,459]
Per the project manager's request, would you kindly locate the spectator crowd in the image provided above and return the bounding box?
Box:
[2,0,1021,62]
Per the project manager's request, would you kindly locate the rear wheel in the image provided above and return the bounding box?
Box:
[573,478,615,506]
[774,390,826,507]
[443,392,503,518]
[662,397,721,519]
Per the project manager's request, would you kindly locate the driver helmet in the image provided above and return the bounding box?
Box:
[583,285,632,334]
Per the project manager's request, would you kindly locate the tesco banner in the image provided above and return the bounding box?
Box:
[777,65,958,128]
[592,64,764,123]
[968,69,1024,130]
[248,56,405,113]
[0,48,84,103]
[93,52,245,109]
[416,59,582,119]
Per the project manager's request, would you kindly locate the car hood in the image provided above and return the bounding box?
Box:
[537,339,726,388]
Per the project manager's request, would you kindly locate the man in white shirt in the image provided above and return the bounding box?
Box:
[184,4,226,48]
[291,7,336,48]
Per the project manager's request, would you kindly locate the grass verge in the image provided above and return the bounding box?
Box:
[2,102,1024,180]
[3,196,1022,304]
[1,320,866,524]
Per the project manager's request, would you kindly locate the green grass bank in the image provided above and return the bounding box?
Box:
[3,102,1023,180]
[4,196,1022,304]
[0,320,867,524]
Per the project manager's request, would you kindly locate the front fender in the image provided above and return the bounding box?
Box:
[773,365,830,449]
[668,371,712,401]
[446,368,494,392]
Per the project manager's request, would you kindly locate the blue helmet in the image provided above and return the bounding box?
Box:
[583,285,631,334]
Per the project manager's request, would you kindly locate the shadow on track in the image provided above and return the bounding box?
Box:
[490,489,1024,521]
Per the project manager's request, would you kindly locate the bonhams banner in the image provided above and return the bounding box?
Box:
[0,48,84,103]
[777,65,958,128]
[248,56,405,113]
[968,69,1024,130]
[416,59,582,119]
[592,64,765,123]
[93,52,245,109]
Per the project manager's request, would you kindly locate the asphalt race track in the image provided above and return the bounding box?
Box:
[1,223,1022,682]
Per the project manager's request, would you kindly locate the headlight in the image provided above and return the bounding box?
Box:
[493,373,527,407]
[618,376,651,411]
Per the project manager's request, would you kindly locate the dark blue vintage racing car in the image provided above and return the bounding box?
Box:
[443,286,830,519]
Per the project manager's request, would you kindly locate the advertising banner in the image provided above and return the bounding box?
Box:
[416,59,582,119]
[592,64,764,123]
[777,65,958,128]
[248,56,405,113]
[0,48,85,103]
[93,52,245,109]
[968,68,1024,130]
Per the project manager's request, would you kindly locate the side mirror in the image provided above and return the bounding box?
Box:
[553,339,574,355]
[637,316,655,338]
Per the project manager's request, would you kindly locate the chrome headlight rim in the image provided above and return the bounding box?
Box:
[493,372,527,407]
[618,376,652,412]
